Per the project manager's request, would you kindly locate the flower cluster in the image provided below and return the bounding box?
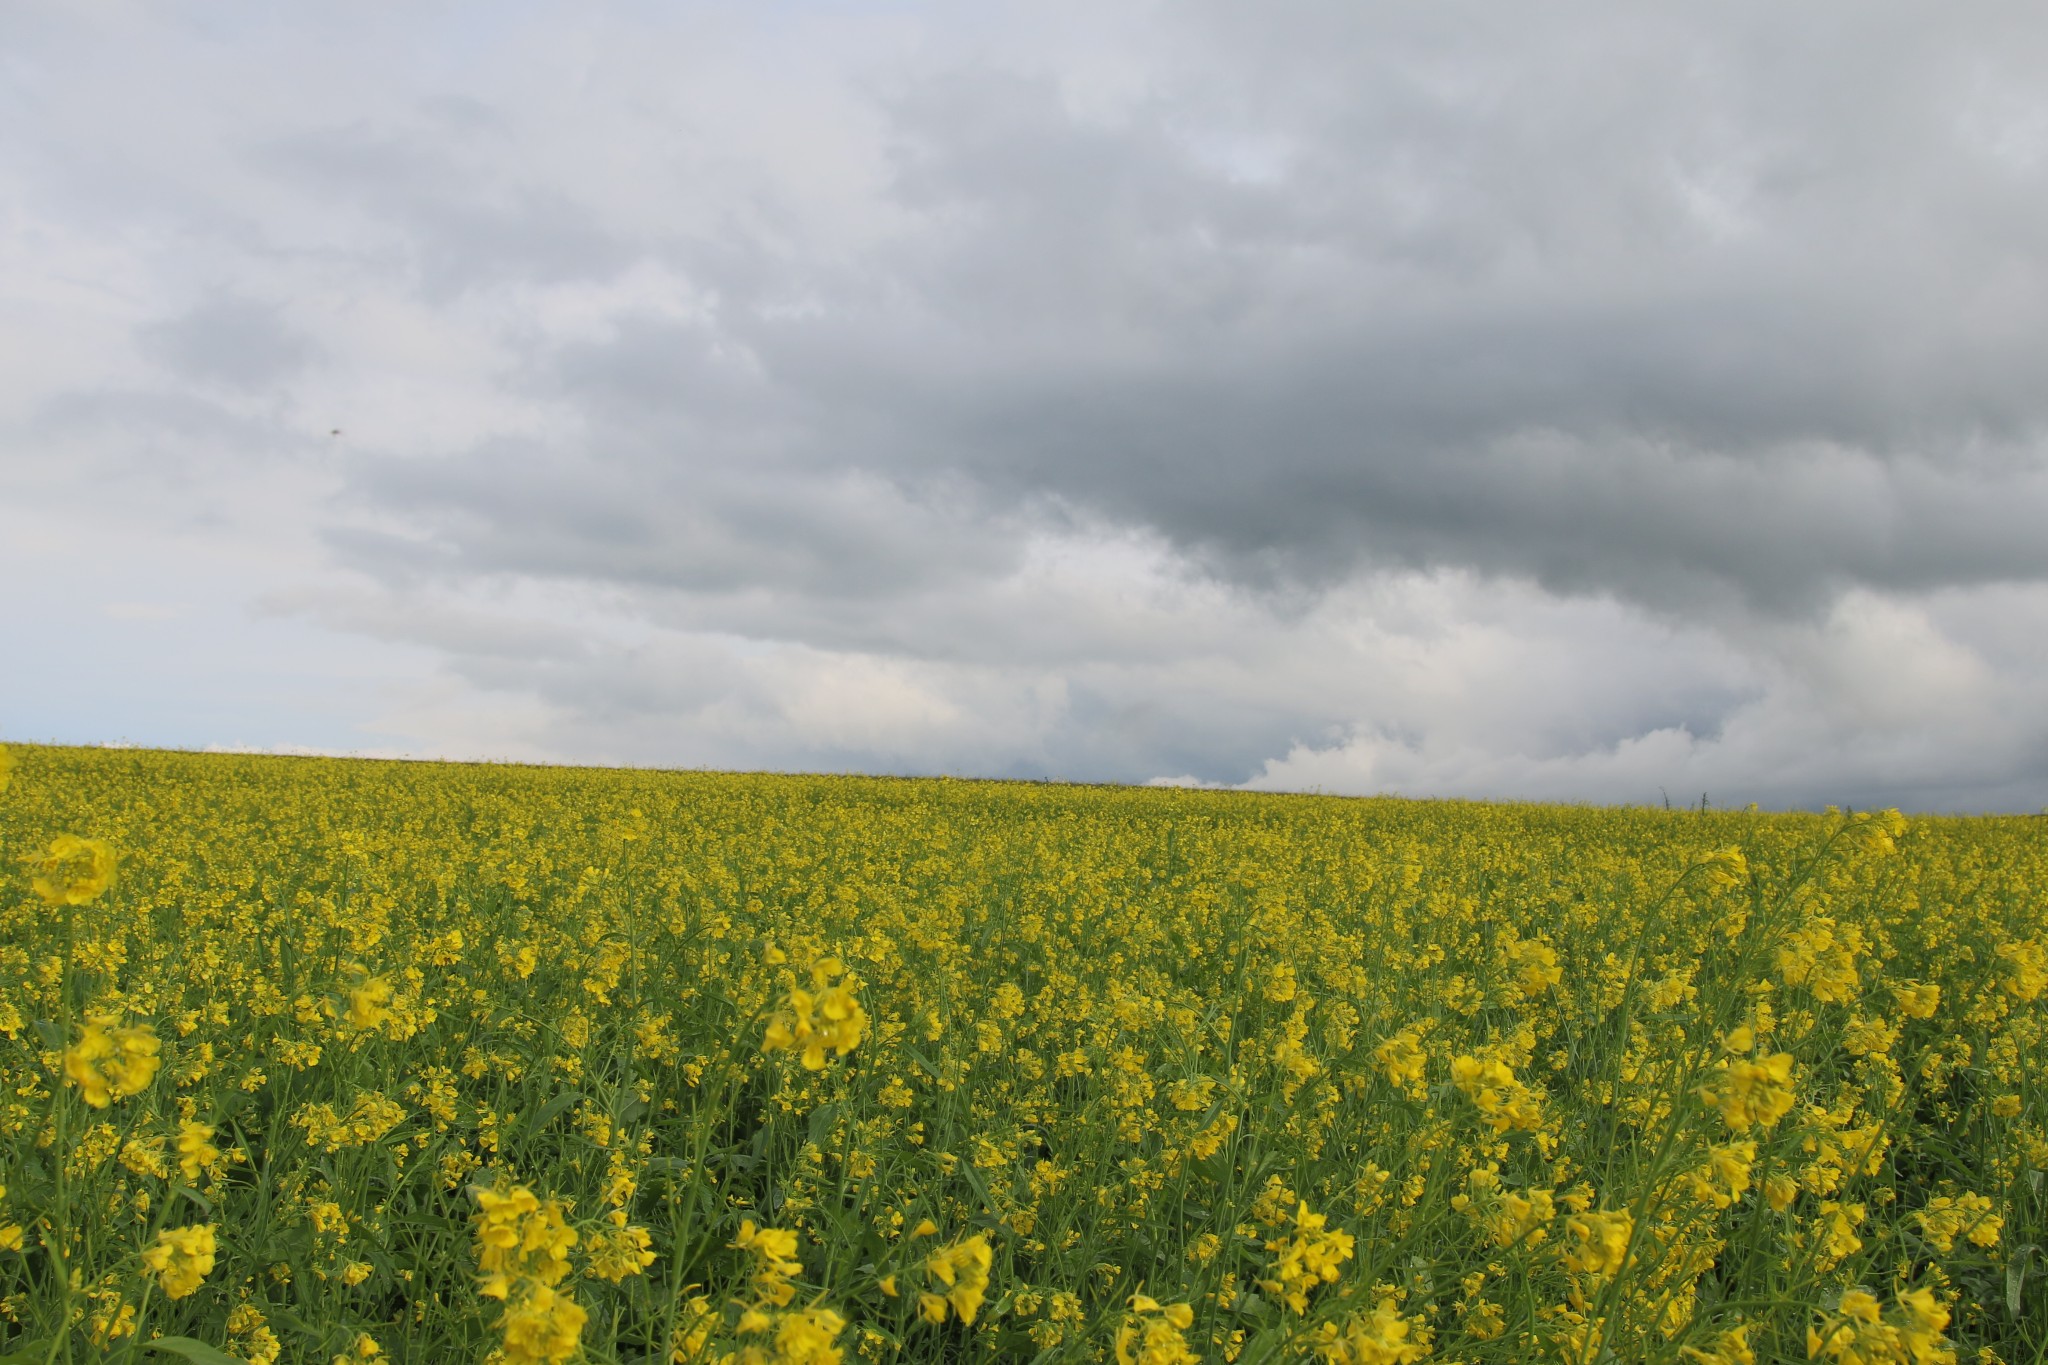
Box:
[1912,1193,2001,1253]
[1451,1165,1555,1248]
[762,957,868,1069]
[23,832,116,905]
[730,1305,848,1365]
[919,1233,992,1325]
[1698,1031,1797,1132]
[1807,1287,1955,1365]
[1259,1200,1355,1315]
[732,1219,804,1307]
[1114,1296,1198,1365]
[141,1224,218,1299]
[472,1186,586,1364]
[1449,1054,1545,1133]
[63,1011,161,1107]
[1559,1209,1634,1280]
[1311,1296,1432,1365]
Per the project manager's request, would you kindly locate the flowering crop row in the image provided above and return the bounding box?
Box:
[0,743,2040,1363]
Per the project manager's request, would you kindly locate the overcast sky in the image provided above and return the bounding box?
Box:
[6,2,2048,811]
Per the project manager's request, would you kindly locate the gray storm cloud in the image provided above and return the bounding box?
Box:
[4,1,2047,808]
[309,3,2048,616]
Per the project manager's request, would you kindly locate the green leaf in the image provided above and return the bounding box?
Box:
[0,1337,53,1365]
[520,1087,585,1140]
[953,1154,997,1217]
[2010,1243,2038,1319]
[172,1184,216,1216]
[144,1337,252,1365]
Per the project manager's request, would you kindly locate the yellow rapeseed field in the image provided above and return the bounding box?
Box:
[0,743,2042,1364]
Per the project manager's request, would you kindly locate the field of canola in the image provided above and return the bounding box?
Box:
[0,743,2042,1365]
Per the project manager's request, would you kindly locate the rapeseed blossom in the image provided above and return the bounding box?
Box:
[920,1233,992,1324]
[733,1220,804,1307]
[1374,1027,1428,1093]
[1311,1296,1432,1365]
[1807,1286,1954,1365]
[341,969,396,1033]
[1259,1201,1354,1314]
[1502,936,1562,997]
[141,1224,217,1298]
[731,1305,847,1365]
[586,1218,658,1281]
[474,1187,585,1363]
[226,1302,283,1365]
[1115,1296,1198,1365]
[24,832,116,905]
[1690,1141,1757,1209]
[63,1010,160,1107]
[1913,1194,2000,1253]
[762,957,867,1069]
[1560,1209,1633,1279]
[473,1185,578,1292]
[177,1120,222,1181]
[1698,1035,1796,1132]
[1449,1055,1544,1132]
[495,1281,589,1364]
[1997,939,2046,1000]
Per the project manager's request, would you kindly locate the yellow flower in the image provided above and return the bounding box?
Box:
[1891,982,1940,1018]
[1116,1297,1198,1365]
[497,1279,589,1364]
[1815,1201,1866,1269]
[340,968,396,1033]
[586,1222,658,1281]
[1678,1323,1754,1365]
[0,744,14,791]
[1560,1209,1633,1278]
[1697,1051,1795,1132]
[331,1334,383,1365]
[1503,937,1562,997]
[88,1293,137,1347]
[1914,1193,2000,1252]
[141,1224,218,1299]
[733,1304,847,1365]
[473,1186,578,1289]
[732,1219,803,1306]
[922,1234,993,1324]
[1696,846,1750,892]
[1808,1285,1953,1365]
[63,1011,160,1107]
[1259,1201,1354,1314]
[762,957,868,1069]
[670,1293,717,1363]
[1450,1055,1544,1132]
[1311,1296,1431,1365]
[1375,1029,1428,1090]
[178,1120,222,1181]
[1450,1165,1555,1247]
[227,1302,283,1365]
[1997,940,2046,1001]
[1690,1141,1757,1210]
[23,834,116,905]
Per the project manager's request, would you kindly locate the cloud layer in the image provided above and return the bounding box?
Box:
[4,1,2047,809]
